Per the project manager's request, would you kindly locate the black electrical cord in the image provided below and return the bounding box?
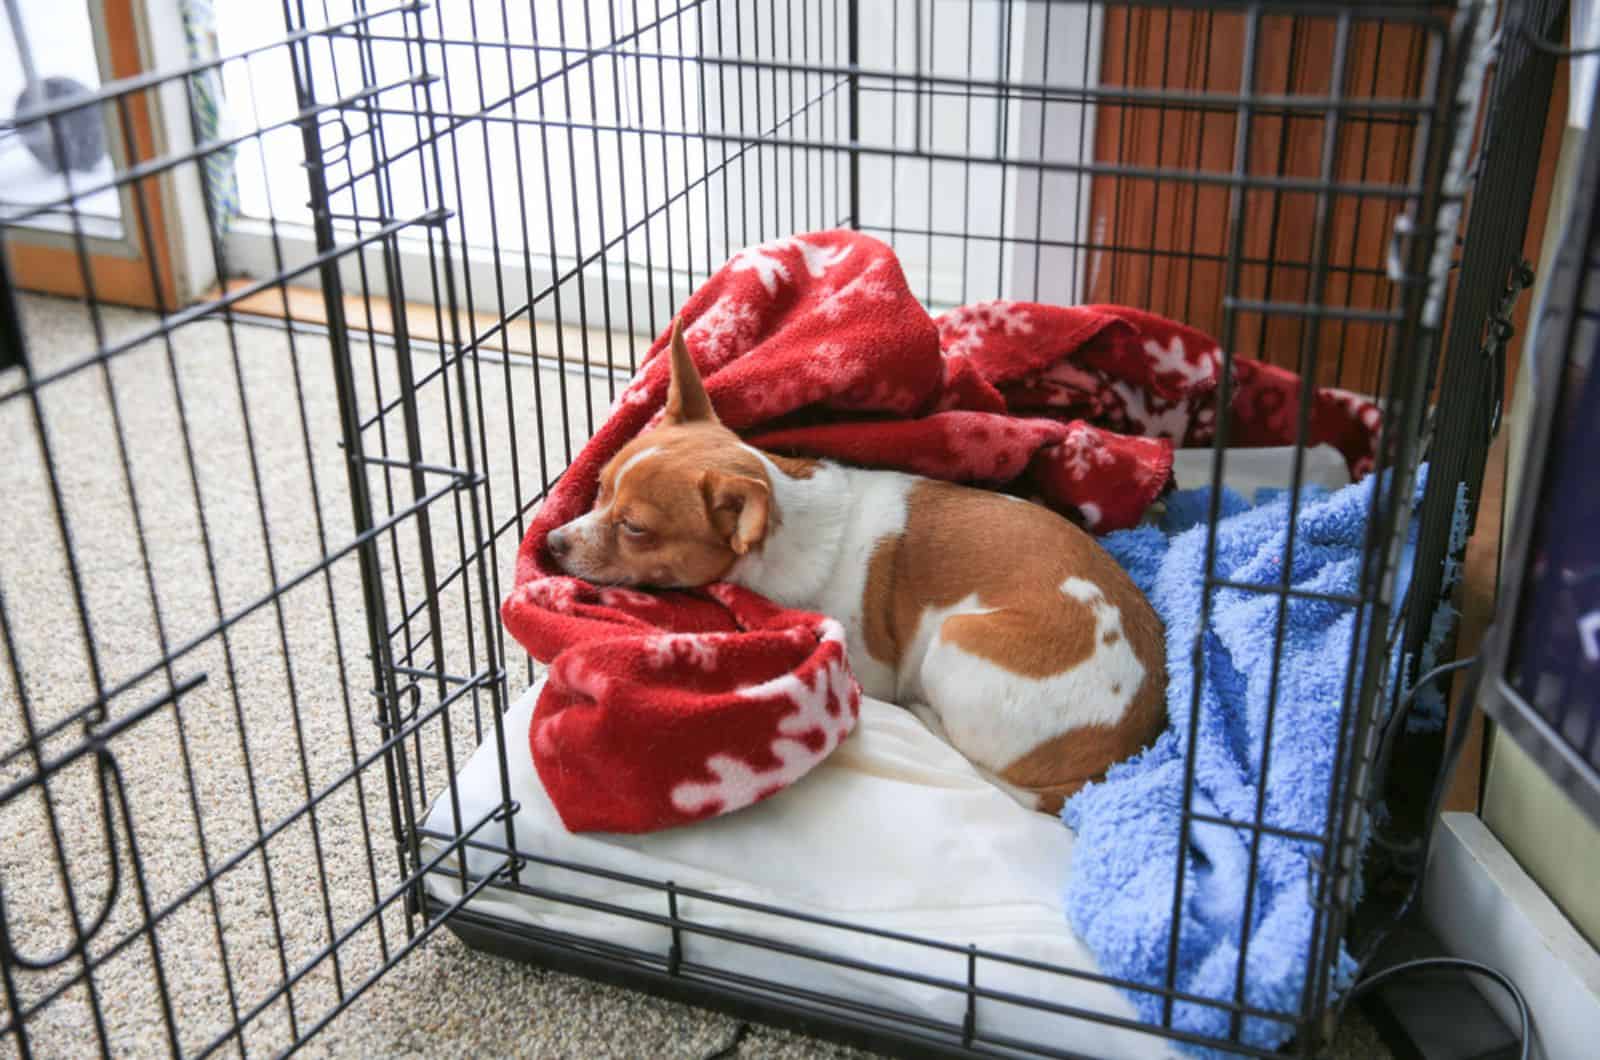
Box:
[1367,655,1482,860]
[1344,957,1532,1060]
[1374,657,1480,785]
[1332,654,1534,1059]
[700,1021,750,1060]
[1358,654,1484,940]
[1519,25,1600,58]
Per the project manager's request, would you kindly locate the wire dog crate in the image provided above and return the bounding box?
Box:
[0,0,1550,1056]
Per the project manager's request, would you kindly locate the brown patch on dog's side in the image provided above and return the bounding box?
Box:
[856,479,1167,809]
[998,663,1167,805]
[861,481,1159,680]
[767,453,820,479]
[862,536,902,666]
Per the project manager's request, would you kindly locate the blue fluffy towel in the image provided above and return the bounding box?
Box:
[1064,471,1424,1054]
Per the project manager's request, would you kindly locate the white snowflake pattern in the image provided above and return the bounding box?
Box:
[840,374,913,412]
[686,294,762,364]
[792,238,855,279]
[523,577,583,612]
[704,581,743,611]
[1142,335,1217,389]
[939,301,1035,358]
[810,340,848,372]
[815,259,897,321]
[532,713,559,758]
[728,235,854,296]
[1326,386,1382,430]
[599,587,657,609]
[552,654,612,705]
[1077,502,1104,529]
[806,339,909,409]
[669,621,858,816]
[643,633,721,671]
[1056,422,1118,479]
[1111,380,1192,440]
[608,374,656,416]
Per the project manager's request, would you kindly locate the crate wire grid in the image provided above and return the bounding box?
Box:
[0,1,1510,1056]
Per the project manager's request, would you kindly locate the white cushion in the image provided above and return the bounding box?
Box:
[421,683,1177,1059]
[1170,443,1351,496]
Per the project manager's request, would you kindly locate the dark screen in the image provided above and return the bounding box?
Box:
[1508,314,1600,771]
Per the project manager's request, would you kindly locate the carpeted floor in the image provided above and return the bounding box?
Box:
[0,292,1387,1058]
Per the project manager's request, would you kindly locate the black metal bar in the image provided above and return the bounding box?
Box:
[416,824,1299,1024]
[0,674,207,805]
[962,945,978,1047]
[285,0,423,963]
[0,246,24,373]
[667,881,684,975]
[316,104,1440,204]
[0,670,500,1038]
[1187,813,1332,847]
[846,0,859,228]
[1308,0,1486,1033]
[423,881,1296,1057]
[1205,578,1366,607]
[190,824,512,1060]
[345,449,477,481]
[1163,4,1260,1030]
[852,222,1400,280]
[387,662,479,688]
[1,3,424,131]
[1222,299,1406,323]
[0,75,433,231]
[47,476,462,732]
[419,0,518,887]
[315,38,1453,120]
[0,209,448,403]
[1399,0,1564,736]
[1229,15,1353,1037]
[313,0,710,202]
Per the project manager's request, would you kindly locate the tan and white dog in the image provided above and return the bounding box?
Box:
[547,321,1167,812]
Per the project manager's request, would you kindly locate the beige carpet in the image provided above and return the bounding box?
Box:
[0,292,1385,1059]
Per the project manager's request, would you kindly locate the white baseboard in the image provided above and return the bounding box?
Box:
[1423,812,1600,1060]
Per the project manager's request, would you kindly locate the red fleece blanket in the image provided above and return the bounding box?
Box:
[503,230,1380,835]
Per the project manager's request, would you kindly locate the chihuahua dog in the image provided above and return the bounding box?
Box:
[547,321,1166,811]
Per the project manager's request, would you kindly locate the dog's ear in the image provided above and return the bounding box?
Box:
[663,317,717,424]
[701,470,769,556]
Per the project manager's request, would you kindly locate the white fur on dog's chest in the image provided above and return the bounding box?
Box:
[728,455,911,701]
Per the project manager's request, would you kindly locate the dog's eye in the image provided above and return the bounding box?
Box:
[619,519,648,538]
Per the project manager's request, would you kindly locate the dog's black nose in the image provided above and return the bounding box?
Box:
[547,529,571,558]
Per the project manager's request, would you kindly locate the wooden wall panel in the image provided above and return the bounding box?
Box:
[1086,11,1437,395]
[1085,8,1562,396]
